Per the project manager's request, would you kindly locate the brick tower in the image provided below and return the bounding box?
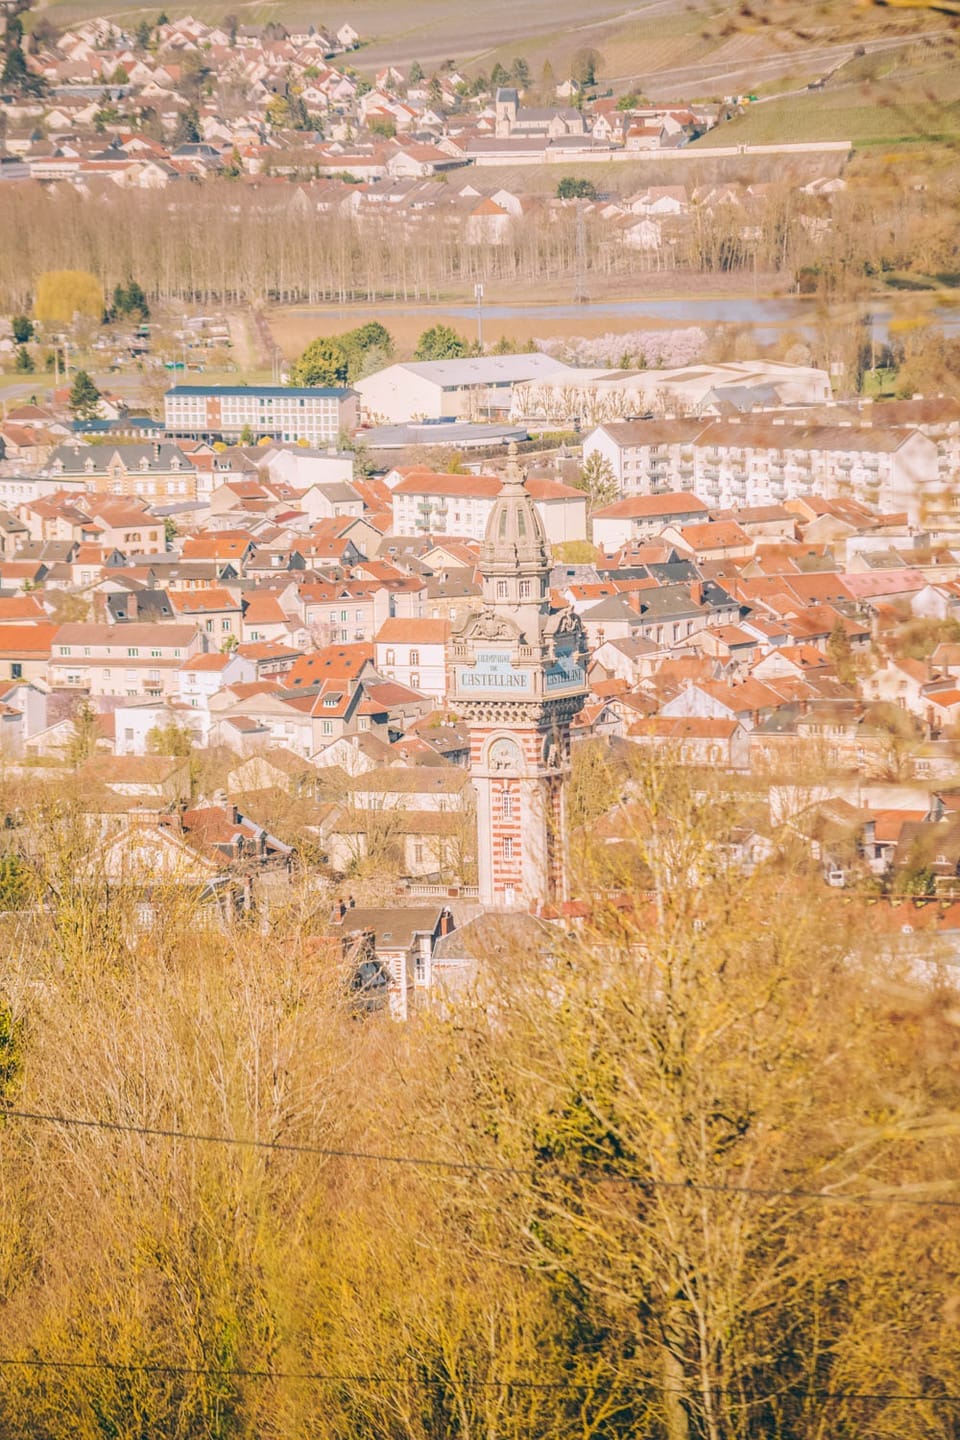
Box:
[449,445,588,909]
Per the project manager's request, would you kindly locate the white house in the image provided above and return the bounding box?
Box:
[591,491,709,551]
[177,651,257,709]
[374,617,450,699]
[390,469,586,544]
[114,697,210,755]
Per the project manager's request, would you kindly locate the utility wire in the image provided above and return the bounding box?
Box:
[3,1104,960,1209]
[0,1357,958,1405]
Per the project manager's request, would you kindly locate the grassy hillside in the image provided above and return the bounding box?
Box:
[703,37,960,147]
[29,0,945,91]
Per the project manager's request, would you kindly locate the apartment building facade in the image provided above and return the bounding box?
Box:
[164,385,358,445]
[44,443,199,502]
[584,418,941,526]
[390,472,587,545]
[49,623,204,697]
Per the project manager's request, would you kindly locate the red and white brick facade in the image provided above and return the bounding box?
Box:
[449,445,588,910]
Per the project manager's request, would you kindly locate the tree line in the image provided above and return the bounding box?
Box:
[3,169,955,314]
[0,754,958,1438]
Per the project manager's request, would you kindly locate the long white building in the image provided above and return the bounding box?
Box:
[164,385,358,445]
[389,469,587,545]
[584,416,942,526]
[513,360,832,427]
[355,354,573,425]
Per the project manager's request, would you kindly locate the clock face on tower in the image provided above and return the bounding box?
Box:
[488,737,522,772]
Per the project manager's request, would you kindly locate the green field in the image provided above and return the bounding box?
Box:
[26,0,944,98]
[701,40,960,148]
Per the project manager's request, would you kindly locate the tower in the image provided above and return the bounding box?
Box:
[449,445,588,909]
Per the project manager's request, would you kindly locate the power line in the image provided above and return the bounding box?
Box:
[3,1104,960,1210]
[0,1357,958,1406]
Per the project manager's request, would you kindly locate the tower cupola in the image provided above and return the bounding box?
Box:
[480,442,551,610]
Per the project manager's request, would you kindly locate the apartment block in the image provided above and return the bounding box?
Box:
[49,623,204,698]
[584,418,942,526]
[390,471,587,545]
[164,385,358,446]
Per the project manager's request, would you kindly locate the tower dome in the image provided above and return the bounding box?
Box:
[480,442,550,584]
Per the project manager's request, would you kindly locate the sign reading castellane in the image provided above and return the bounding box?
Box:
[457,649,533,694]
[456,648,586,697]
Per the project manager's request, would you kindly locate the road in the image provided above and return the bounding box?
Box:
[609,27,945,99]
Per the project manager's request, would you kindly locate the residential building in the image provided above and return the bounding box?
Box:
[0,623,59,681]
[591,491,709,550]
[49,623,204,697]
[164,385,358,445]
[375,617,450,699]
[43,443,199,502]
[389,469,587,544]
[585,419,707,493]
[178,651,257,708]
[584,417,941,526]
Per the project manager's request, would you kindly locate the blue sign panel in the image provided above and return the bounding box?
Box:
[457,649,533,695]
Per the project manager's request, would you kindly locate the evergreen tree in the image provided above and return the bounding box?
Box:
[408,60,424,85]
[173,105,200,145]
[511,57,530,89]
[14,345,33,372]
[576,450,618,510]
[68,369,101,421]
[557,176,596,200]
[490,61,509,89]
[414,324,468,361]
[11,314,33,344]
[827,617,856,684]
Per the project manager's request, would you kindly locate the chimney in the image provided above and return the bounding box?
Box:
[690,581,703,606]
[153,442,161,460]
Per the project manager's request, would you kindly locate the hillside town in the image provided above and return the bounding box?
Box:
[0,11,721,182]
[0,6,865,277]
[2,0,959,1428]
[0,344,958,1011]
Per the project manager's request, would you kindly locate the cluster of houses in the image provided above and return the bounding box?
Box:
[0,369,959,1005]
[0,9,729,194]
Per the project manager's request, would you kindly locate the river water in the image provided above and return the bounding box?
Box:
[336,294,960,340]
